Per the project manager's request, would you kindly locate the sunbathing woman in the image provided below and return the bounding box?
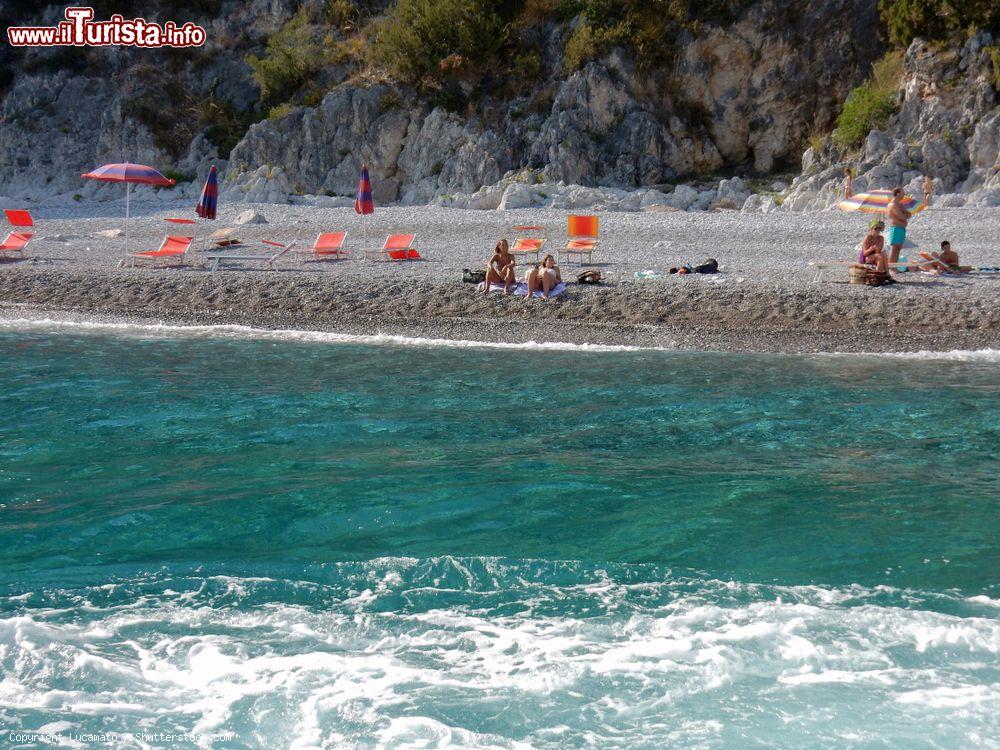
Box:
[484,239,516,295]
[859,220,888,273]
[525,254,562,299]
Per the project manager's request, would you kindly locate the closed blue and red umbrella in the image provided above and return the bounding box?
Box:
[81,162,175,254]
[355,164,374,215]
[355,164,374,253]
[195,165,218,220]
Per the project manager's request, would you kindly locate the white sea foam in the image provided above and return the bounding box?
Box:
[0,315,660,353]
[3,315,1000,362]
[1,562,996,749]
[823,348,1000,363]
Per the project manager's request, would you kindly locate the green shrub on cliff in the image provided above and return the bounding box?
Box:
[371,0,505,85]
[878,0,1000,47]
[560,0,752,73]
[832,51,903,148]
[246,9,327,105]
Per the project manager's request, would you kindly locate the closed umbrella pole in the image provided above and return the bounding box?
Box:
[355,164,374,256]
[196,165,218,220]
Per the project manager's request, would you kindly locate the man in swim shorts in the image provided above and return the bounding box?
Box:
[886,187,911,267]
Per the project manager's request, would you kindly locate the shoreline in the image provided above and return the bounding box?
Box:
[2,273,997,354]
[2,203,997,354]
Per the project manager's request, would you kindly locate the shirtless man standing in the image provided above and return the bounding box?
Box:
[886,187,911,266]
[922,175,934,206]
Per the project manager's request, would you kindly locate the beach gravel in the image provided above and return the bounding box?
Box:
[1,201,998,352]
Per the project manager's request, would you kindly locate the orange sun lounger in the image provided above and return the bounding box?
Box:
[368,233,420,261]
[511,237,545,263]
[0,231,33,259]
[4,209,34,229]
[558,215,599,265]
[129,235,193,267]
[300,231,349,260]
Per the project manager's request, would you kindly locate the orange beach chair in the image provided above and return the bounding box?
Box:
[1,210,36,259]
[4,209,34,229]
[511,237,545,263]
[558,215,599,265]
[300,232,349,260]
[130,235,193,267]
[0,231,33,259]
[368,233,420,261]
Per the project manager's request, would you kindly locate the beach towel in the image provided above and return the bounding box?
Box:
[477,281,567,298]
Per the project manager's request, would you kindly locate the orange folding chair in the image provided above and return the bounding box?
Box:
[510,237,545,263]
[4,209,34,229]
[559,215,599,265]
[0,231,33,259]
[301,231,349,260]
[369,233,420,261]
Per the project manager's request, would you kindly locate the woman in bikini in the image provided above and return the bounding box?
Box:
[484,239,516,295]
[525,254,562,299]
[859,220,888,274]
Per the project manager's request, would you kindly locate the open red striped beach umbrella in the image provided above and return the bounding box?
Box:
[195,164,218,220]
[355,164,374,251]
[838,189,925,215]
[81,162,175,254]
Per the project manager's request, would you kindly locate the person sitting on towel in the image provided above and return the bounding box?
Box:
[525,254,562,299]
[484,239,516,295]
[859,220,888,274]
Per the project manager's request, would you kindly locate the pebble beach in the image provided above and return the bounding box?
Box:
[1,200,998,352]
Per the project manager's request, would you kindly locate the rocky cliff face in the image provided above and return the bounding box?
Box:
[0,0,294,201]
[0,0,883,205]
[224,0,882,203]
[777,32,1000,211]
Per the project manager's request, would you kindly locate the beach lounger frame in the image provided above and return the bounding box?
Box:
[205,240,295,271]
[129,235,194,268]
[809,258,935,282]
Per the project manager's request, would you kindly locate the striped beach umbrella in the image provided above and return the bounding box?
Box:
[81,163,176,254]
[355,164,374,252]
[838,189,925,215]
[195,164,218,220]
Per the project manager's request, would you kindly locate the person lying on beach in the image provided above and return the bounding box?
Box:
[484,239,516,295]
[859,220,888,274]
[921,241,972,274]
[525,255,562,299]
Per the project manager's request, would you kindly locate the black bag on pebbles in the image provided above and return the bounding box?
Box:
[463,269,486,283]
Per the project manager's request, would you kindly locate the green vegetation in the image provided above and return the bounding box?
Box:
[988,46,1000,89]
[832,52,903,148]
[246,9,328,107]
[371,0,505,86]
[561,0,753,73]
[161,168,195,183]
[878,0,1000,47]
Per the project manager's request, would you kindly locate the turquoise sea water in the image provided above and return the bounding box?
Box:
[0,321,997,749]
